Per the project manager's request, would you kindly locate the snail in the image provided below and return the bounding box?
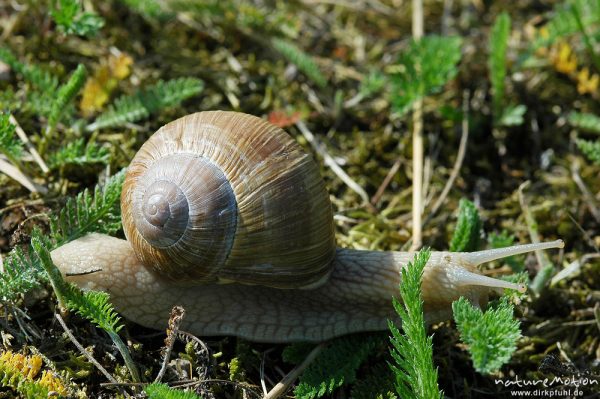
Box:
[50,111,564,343]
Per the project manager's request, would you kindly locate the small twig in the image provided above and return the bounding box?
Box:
[260,350,269,395]
[9,114,49,173]
[551,253,600,286]
[441,0,454,35]
[425,90,470,223]
[11,305,42,341]
[566,213,599,253]
[571,160,600,223]
[0,199,45,217]
[343,92,365,108]
[295,120,371,207]
[594,302,600,335]
[0,157,47,193]
[518,181,556,294]
[99,382,146,388]
[518,181,552,268]
[371,158,402,207]
[155,306,186,383]
[55,313,118,384]
[263,343,326,399]
[65,268,102,276]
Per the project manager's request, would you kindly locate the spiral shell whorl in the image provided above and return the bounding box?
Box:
[124,152,238,282]
[137,179,188,247]
[122,111,336,288]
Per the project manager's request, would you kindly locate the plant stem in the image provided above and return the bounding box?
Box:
[410,0,424,251]
[107,330,141,383]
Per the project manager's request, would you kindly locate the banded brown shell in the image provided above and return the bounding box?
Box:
[121,111,336,288]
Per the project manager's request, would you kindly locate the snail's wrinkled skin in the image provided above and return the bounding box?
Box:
[51,233,562,342]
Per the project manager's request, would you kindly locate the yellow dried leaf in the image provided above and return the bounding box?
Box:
[552,41,577,74]
[110,53,133,80]
[80,52,134,115]
[576,67,599,95]
[80,79,110,116]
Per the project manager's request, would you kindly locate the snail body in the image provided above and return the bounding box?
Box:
[51,111,563,342]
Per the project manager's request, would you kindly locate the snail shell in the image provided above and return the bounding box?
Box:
[121,111,336,288]
[51,111,565,342]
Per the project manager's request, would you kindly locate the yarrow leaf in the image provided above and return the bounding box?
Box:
[489,12,510,119]
[87,78,204,131]
[576,139,600,165]
[50,0,105,37]
[290,335,380,399]
[452,297,521,374]
[49,138,110,169]
[48,64,87,130]
[568,111,600,134]
[0,113,23,164]
[0,171,125,303]
[0,47,59,94]
[272,38,328,89]
[388,248,442,399]
[449,199,482,252]
[50,169,125,246]
[390,35,462,115]
[145,383,204,399]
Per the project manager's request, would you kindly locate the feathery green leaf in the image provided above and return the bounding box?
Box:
[388,248,442,399]
[66,288,123,333]
[0,171,125,303]
[359,70,386,97]
[272,38,328,89]
[30,230,70,309]
[292,335,379,399]
[498,104,526,127]
[87,78,204,131]
[50,0,104,37]
[351,363,397,399]
[449,199,482,252]
[390,35,462,115]
[0,113,23,164]
[576,138,600,165]
[49,138,110,169]
[50,169,125,246]
[119,0,168,18]
[31,229,138,380]
[489,12,510,119]
[47,64,87,130]
[0,47,59,94]
[452,297,521,374]
[282,342,316,364]
[145,383,204,399]
[541,0,600,45]
[569,112,600,134]
[0,246,47,302]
